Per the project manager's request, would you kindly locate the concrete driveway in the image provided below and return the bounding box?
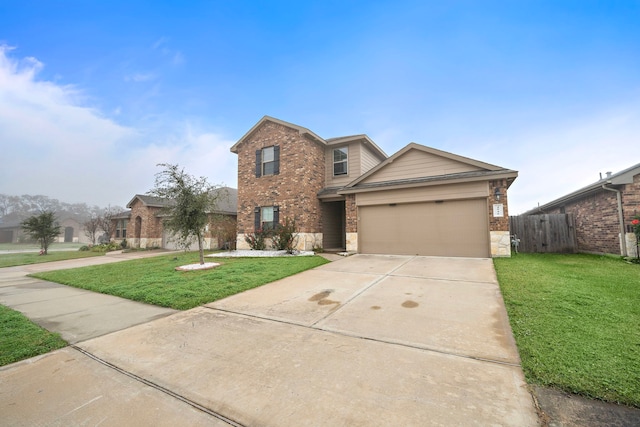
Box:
[0,254,538,426]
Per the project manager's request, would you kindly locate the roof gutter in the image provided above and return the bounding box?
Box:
[602,183,627,256]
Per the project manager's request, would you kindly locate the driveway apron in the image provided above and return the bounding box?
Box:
[1,254,538,426]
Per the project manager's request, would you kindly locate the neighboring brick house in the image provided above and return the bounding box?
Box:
[111,187,238,250]
[524,163,640,257]
[231,116,518,257]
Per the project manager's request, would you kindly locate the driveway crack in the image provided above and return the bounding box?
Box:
[70,345,245,427]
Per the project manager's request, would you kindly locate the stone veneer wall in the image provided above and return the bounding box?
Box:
[235,121,326,250]
[345,194,358,252]
[236,232,322,251]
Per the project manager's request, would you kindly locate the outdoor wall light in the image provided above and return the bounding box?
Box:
[494,187,502,201]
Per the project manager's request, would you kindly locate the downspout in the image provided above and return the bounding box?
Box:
[602,183,627,257]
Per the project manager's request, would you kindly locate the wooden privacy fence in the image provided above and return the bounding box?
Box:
[510,214,577,253]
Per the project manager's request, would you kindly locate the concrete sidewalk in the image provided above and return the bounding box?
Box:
[1,254,540,426]
[0,250,178,343]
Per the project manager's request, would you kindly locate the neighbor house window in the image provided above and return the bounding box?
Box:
[255,145,280,177]
[116,219,127,238]
[254,206,279,231]
[333,147,348,176]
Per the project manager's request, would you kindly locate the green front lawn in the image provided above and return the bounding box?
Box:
[31,253,329,310]
[494,253,640,407]
[0,251,104,268]
[0,305,67,366]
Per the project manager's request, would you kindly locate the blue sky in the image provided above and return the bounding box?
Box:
[1,1,639,214]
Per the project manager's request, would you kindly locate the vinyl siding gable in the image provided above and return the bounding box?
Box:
[360,148,484,185]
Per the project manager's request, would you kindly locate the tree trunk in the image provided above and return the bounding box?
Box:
[197,234,204,265]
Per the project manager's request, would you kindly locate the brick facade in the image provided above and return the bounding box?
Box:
[129,200,163,248]
[236,121,326,235]
[345,194,357,233]
[114,201,237,250]
[488,179,510,232]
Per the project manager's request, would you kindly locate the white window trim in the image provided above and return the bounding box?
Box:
[262,146,275,176]
[333,147,348,176]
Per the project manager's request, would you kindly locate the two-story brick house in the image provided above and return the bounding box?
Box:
[231,116,518,258]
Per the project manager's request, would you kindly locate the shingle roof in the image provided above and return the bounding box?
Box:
[124,187,237,215]
[229,116,388,160]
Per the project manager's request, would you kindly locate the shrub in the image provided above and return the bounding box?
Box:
[271,217,298,253]
[90,242,122,252]
[79,245,90,251]
[120,239,127,249]
[245,228,270,250]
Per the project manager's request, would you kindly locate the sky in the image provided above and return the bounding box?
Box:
[0,1,639,214]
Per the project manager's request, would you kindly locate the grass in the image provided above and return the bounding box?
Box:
[31,253,330,310]
[0,242,83,251]
[0,305,67,366]
[494,253,640,408]
[0,251,104,268]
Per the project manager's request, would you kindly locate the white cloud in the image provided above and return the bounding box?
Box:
[151,36,184,67]
[0,47,236,208]
[501,108,640,215]
[124,72,155,82]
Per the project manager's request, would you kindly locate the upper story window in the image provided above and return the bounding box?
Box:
[333,147,348,176]
[255,145,280,177]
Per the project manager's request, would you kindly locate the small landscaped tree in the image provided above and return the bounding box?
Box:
[98,207,119,242]
[20,211,61,255]
[83,215,101,245]
[149,163,221,265]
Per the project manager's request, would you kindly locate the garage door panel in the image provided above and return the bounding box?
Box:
[359,199,489,257]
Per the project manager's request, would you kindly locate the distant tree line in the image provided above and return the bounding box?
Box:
[0,194,123,222]
[0,194,124,245]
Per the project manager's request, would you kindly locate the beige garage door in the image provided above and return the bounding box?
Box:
[359,198,489,257]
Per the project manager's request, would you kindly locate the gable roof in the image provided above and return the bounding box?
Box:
[523,162,640,214]
[229,116,387,160]
[230,116,325,153]
[325,134,387,160]
[339,143,517,194]
[213,187,238,215]
[126,195,172,209]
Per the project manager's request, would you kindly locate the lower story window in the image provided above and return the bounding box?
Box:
[116,219,128,238]
[261,206,274,230]
[254,206,279,231]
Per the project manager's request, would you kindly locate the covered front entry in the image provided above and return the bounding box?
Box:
[358,198,490,257]
[322,200,346,251]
